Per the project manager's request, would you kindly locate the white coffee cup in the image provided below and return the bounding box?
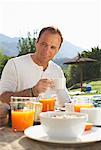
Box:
[53,78,66,90]
[80,107,101,126]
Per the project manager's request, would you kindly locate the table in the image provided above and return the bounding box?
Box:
[0,127,101,150]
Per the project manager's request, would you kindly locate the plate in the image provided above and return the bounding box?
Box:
[24,125,101,144]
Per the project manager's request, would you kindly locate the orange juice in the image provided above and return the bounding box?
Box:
[74,104,93,112]
[11,110,34,131]
[85,123,93,131]
[39,98,55,112]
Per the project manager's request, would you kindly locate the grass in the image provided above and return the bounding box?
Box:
[69,80,101,95]
[90,81,101,92]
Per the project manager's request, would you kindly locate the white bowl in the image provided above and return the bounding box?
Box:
[40,111,88,139]
[80,107,101,126]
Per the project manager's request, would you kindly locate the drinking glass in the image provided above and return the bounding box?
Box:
[39,95,56,112]
[10,97,35,131]
[52,78,66,90]
[34,102,43,122]
[73,96,93,112]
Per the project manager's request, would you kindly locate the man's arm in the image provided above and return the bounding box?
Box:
[0,89,30,104]
[0,79,53,104]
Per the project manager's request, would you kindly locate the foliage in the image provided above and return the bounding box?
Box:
[81,46,101,80]
[64,46,101,88]
[63,65,80,87]
[18,32,37,56]
[0,50,11,77]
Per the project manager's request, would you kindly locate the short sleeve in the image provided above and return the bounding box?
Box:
[0,59,17,94]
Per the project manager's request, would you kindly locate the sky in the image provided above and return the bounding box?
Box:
[0,0,100,50]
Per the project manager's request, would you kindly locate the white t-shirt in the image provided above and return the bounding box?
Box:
[0,54,71,106]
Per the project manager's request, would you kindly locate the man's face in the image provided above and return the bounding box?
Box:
[35,31,61,62]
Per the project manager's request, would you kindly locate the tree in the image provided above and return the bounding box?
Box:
[18,31,37,56]
[65,46,101,88]
[81,46,101,80]
[0,50,11,77]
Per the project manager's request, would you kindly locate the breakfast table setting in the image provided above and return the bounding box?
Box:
[0,126,101,150]
[0,95,101,150]
[0,97,101,150]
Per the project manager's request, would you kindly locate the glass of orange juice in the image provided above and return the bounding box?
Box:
[10,97,35,131]
[39,97,56,112]
[73,96,93,112]
[74,104,93,112]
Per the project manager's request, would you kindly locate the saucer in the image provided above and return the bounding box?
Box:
[24,125,101,144]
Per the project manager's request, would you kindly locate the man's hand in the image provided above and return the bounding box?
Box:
[32,79,54,97]
[0,79,54,104]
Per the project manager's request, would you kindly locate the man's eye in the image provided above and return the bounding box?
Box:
[51,46,56,50]
[41,43,47,47]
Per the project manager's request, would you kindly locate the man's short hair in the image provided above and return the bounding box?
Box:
[37,26,63,48]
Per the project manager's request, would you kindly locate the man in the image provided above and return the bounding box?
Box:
[0,26,71,107]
